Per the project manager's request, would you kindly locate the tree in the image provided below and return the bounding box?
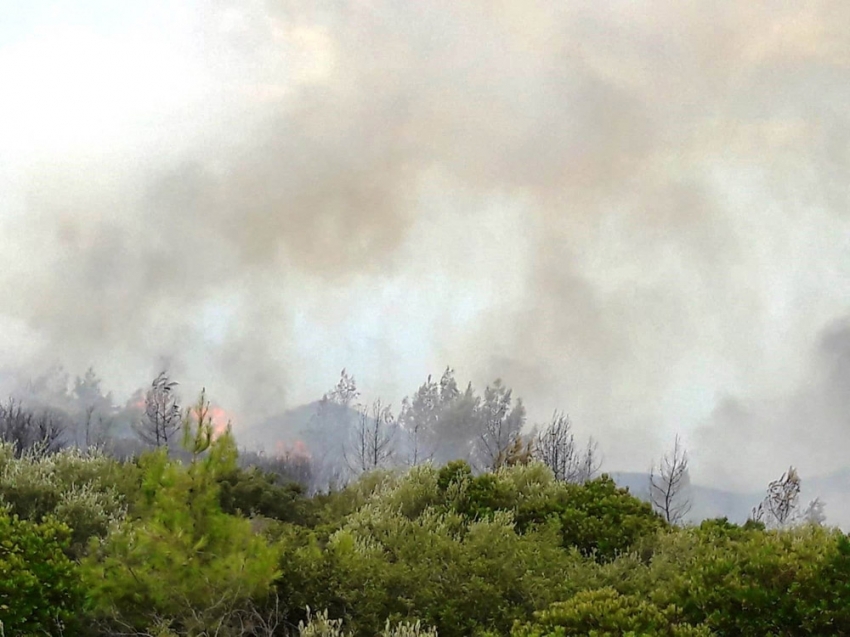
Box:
[0,441,132,558]
[399,374,439,466]
[327,480,575,637]
[33,409,65,453]
[650,434,692,525]
[218,465,311,525]
[239,447,314,490]
[308,369,362,491]
[133,371,181,448]
[441,380,481,464]
[748,467,826,529]
[533,411,600,483]
[399,367,475,466]
[493,435,535,469]
[474,379,526,471]
[0,399,65,456]
[0,400,33,453]
[751,466,802,529]
[327,368,359,407]
[659,519,850,635]
[345,399,397,475]
[84,390,281,634]
[22,365,73,414]
[72,367,115,450]
[549,475,664,561]
[804,497,827,526]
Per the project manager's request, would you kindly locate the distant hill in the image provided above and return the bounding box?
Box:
[610,471,760,524]
[238,399,389,458]
[611,470,850,529]
[238,402,327,451]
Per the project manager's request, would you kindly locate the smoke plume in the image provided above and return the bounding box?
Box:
[2,1,850,484]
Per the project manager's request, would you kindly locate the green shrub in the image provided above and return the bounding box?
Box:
[323,466,578,637]
[666,524,850,635]
[218,465,312,524]
[511,588,711,637]
[0,443,131,556]
[558,520,850,636]
[0,508,84,635]
[298,608,439,637]
[82,406,281,635]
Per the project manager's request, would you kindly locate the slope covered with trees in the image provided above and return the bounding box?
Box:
[1,369,847,635]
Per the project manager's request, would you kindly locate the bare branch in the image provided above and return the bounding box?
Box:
[345,399,397,475]
[132,371,181,448]
[649,434,692,525]
[751,466,802,529]
[533,411,600,483]
[0,398,66,456]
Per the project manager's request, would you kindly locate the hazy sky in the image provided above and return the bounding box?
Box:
[2,0,850,489]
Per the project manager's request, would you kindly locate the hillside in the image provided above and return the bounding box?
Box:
[238,402,327,451]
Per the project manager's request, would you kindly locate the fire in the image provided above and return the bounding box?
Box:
[207,406,233,437]
[275,439,312,460]
[124,387,234,439]
[125,389,146,411]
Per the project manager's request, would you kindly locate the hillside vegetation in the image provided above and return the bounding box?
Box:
[2,394,849,636]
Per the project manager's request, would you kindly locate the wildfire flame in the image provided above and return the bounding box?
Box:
[126,391,235,438]
[275,439,312,461]
[207,406,232,437]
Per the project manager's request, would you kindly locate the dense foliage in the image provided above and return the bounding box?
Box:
[82,419,282,635]
[2,387,850,636]
[0,509,84,635]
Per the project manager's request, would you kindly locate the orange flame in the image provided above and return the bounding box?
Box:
[207,406,233,437]
[275,439,312,460]
[125,390,234,439]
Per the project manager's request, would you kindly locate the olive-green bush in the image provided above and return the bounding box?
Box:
[82,416,281,635]
[4,422,850,637]
[0,508,84,635]
[0,443,132,556]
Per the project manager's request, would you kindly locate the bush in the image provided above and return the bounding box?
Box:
[438,462,664,561]
[665,523,850,635]
[82,412,281,635]
[218,465,313,525]
[557,520,850,636]
[322,465,578,637]
[511,588,710,636]
[298,608,438,637]
[0,508,84,635]
[0,443,131,556]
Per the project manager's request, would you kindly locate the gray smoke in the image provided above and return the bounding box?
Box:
[2,1,850,486]
[696,317,850,486]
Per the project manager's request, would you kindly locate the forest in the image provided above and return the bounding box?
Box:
[0,368,847,636]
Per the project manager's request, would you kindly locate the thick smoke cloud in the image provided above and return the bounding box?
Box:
[2,1,850,483]
[696,317,850,484]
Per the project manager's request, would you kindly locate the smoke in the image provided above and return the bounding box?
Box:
[2,1,850,483]
[695,317,850,488]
